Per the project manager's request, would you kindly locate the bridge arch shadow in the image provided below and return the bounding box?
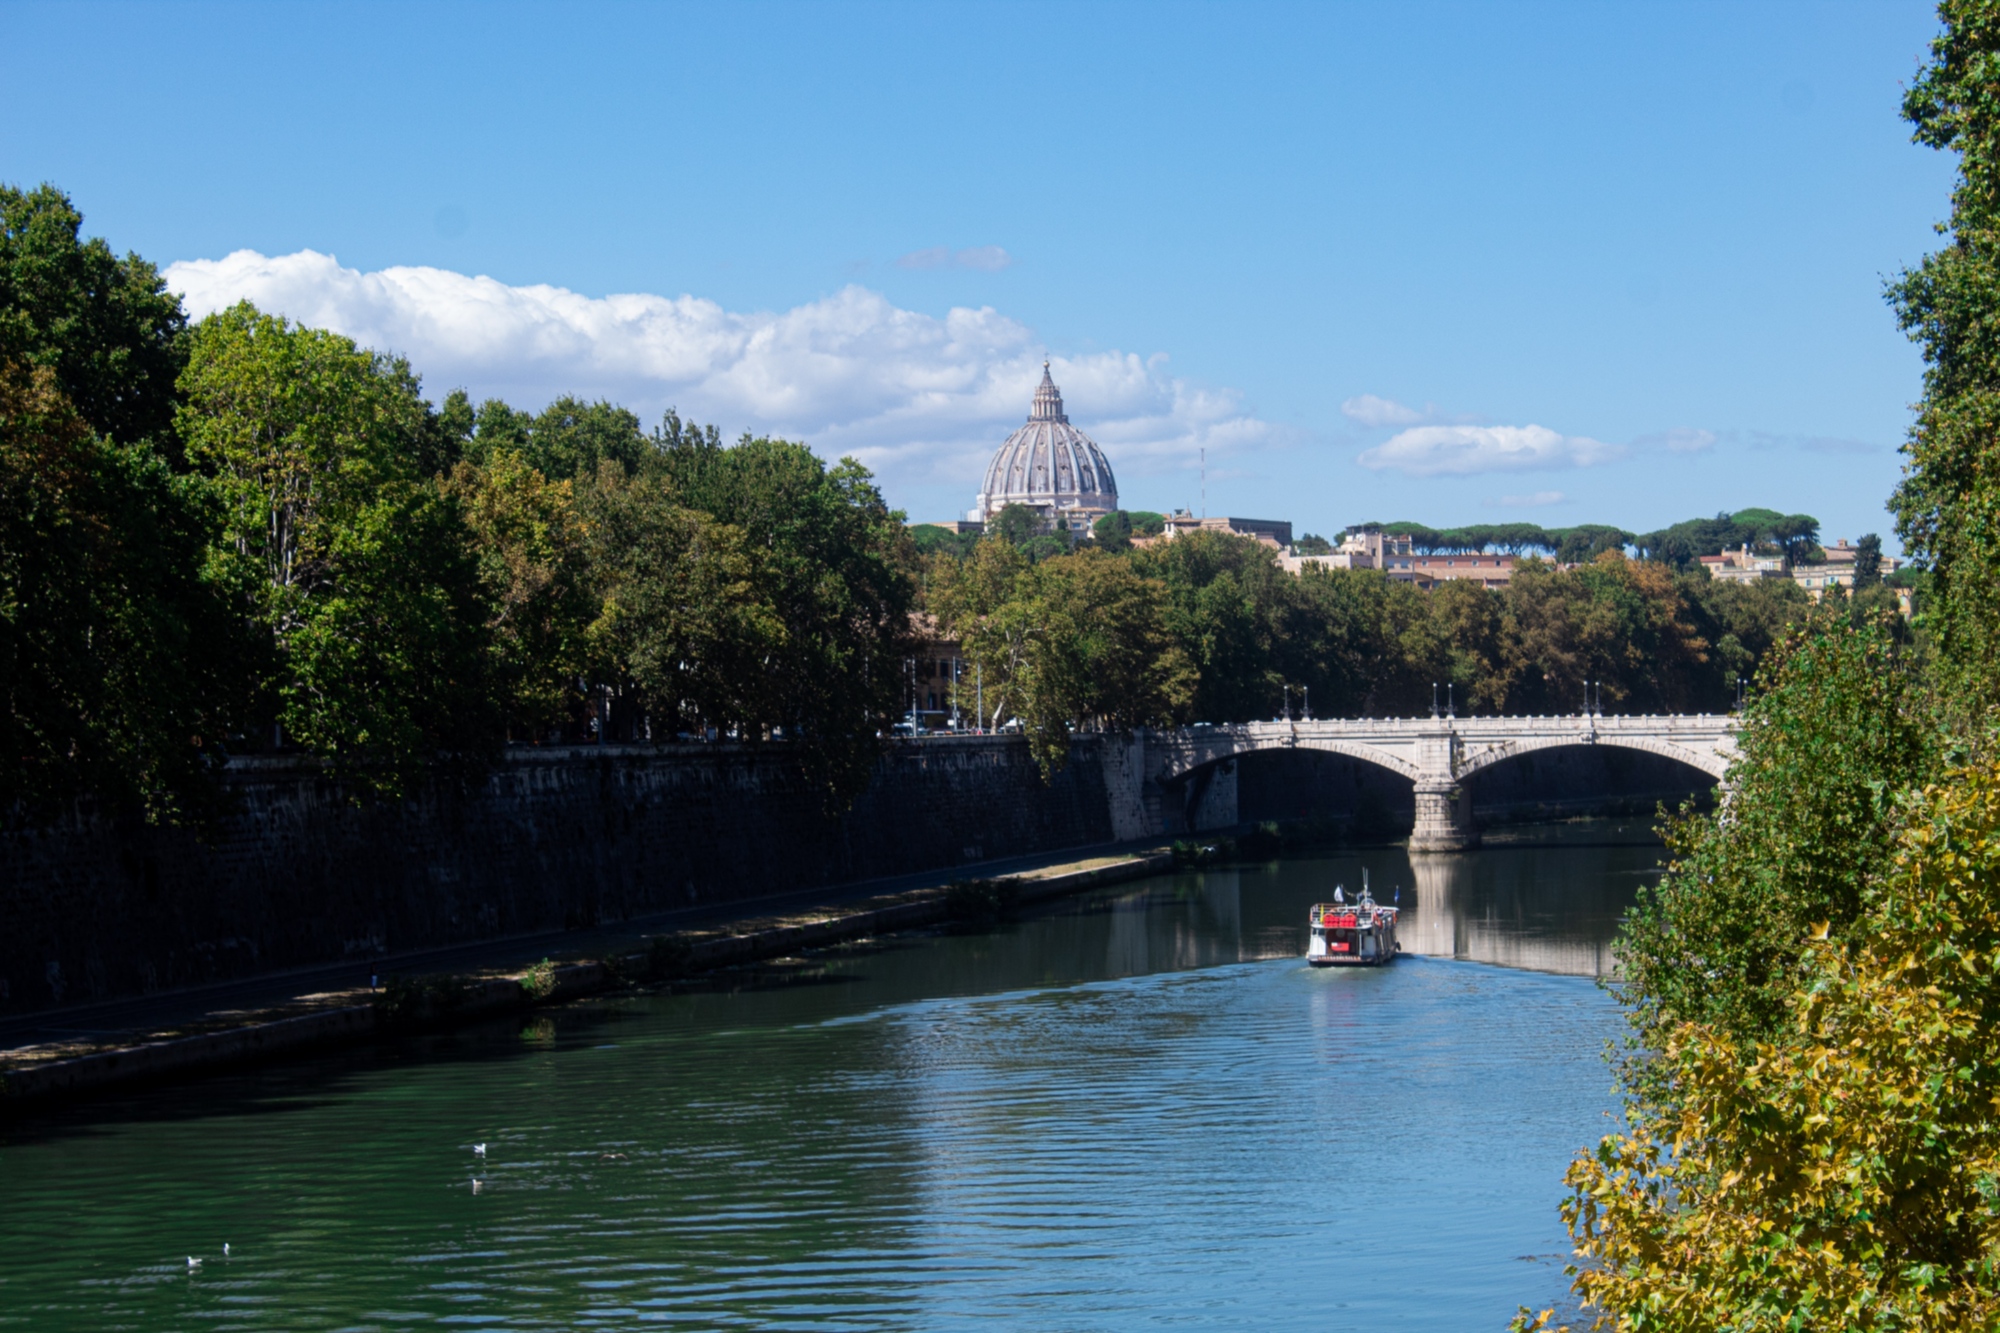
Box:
[1215,738,1717,844]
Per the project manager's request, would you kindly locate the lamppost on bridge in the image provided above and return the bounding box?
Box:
[1302,685,1311,722]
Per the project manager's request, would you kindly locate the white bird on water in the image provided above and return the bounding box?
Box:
[223,1243,231,1258]
[187,1256,201,1272]
[473,1143,487,1159]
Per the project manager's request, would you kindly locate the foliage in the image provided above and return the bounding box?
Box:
[1619,613,1935,1052]
[909,523,979,558]
[0,360,252,821]
[0,183,188,452]
[1293,531,1334,555]
[1855,532,1884,588]
[443,450,594,736]
[178,302,502,794]
[518,957,558,1000]
[464,395,652,481]
[1889,0,2000,718]
[580,463,779,741]
[1545,760,2000,1332]
[1131,531,1296,723]
[1502,554,1711,713]
[651,431,917,803]
[931,542,1192,774]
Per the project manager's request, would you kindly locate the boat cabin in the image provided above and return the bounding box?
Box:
[1307,889,1399,967]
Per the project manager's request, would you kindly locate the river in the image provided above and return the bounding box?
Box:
[0,821,1663,1332]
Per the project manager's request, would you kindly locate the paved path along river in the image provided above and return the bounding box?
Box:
[0,822,1662,1331]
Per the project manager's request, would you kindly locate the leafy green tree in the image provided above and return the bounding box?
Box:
[580,465,780,741]
[444,450,595,736]
[0,184,188,452]
[932,543,1190,774]
[653,431,917,804]
[1131,531,1294,722]
[1889,1,2000,716]
[1854,531,1884,588]
[178,302,502,793]
[1499,553,1709,713]
[1682,570,1812,707]
[1292,531,1334,555]
[1547,758,2000,1332]
[1092,509,1135,550]
[0,359,254,821]
[1617,614,1934,1051]
[990,502,1044,549]
[908,523,979,558]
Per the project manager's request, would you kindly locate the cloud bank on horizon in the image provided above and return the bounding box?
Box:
[163,249,1276,502]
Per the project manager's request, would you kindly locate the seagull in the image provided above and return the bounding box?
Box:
[473,1142,487,1159]
[471,1178,483,1195]
[187,1256,201,1271]
[222,1244,230,1258]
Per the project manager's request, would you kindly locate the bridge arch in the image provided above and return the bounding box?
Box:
[1453,734,1731,782]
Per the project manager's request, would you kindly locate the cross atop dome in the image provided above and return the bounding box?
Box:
[1029,361,1068,424]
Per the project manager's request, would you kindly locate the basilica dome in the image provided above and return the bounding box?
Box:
[974,364,1118,520]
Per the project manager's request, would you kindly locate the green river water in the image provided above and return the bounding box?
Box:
[0,823,1662,1331]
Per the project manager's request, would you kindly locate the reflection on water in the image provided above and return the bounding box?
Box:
[0,823,1656,1332]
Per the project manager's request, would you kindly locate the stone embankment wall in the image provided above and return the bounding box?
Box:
[1,736,1116,1016]
[2,730,1716,1017]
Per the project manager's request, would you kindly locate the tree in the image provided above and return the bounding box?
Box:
[1092,509,1135,551]
[0,359,253,821]
[580,466,779,741]
[1551,759,2000,1331]
[909,523,978,558]
[444,450,595,736]
[1131,531,1294,722]
[1293,531,1334,555]
[932,544,1191,775]
[0,184,188,452]
[653,431,916,804]
[1889,0,2000,716]
[178,302,502,793]
[1854,532,1884,588]
[990,502,1044,549]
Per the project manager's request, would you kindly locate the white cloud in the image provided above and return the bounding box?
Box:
[1340,393,1425,427]
[1487,490,1566,508]
[1356,424,1621,476]
[164,249,1268,498]
[895,245,1014,271]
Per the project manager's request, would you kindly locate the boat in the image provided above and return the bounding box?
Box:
[1307,872,1400,967]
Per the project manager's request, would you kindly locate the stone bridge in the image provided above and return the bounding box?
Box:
[1124,714,1738,851]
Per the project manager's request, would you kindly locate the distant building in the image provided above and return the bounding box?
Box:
[1793,537,1901,596]
[1406,554,1518,590]
[970,364,1118,529]
[1280,528,1412,575]
[901,614,970,732]
[1153,511,1294,548]
[1699,545,1790,585]
[1279,530,1524,587]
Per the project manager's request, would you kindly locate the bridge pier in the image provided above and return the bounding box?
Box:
[1409,782,1479,852]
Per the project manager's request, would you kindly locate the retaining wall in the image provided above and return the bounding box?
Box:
[0,736,1114,1014]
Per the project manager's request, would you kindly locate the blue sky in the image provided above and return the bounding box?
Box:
[0,1,1954,547]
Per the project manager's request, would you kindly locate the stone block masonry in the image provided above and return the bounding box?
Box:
[0,735,1116,1016]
